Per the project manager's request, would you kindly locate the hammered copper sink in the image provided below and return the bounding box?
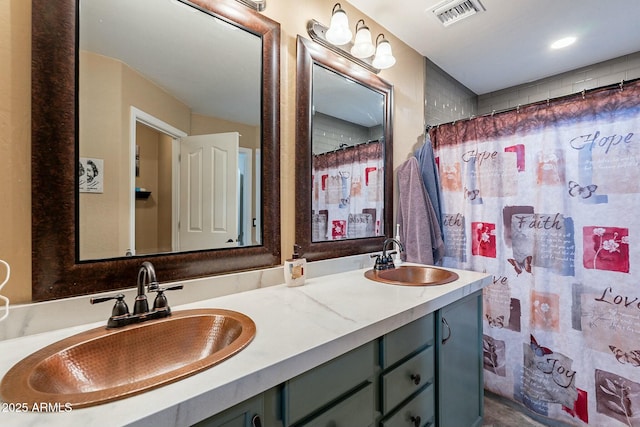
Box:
[365,265,459,286]
[0,309,256,409]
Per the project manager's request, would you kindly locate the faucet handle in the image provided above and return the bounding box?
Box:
[90,293,130,317]
[371,253,390,270]
[152,284,183,311]
[157,284,184,292]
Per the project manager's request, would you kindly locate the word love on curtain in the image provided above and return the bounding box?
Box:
[433,79,640,427]
[312,140,384,242]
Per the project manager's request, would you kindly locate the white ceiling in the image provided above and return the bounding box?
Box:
[80,0,262,126]
[347,0,640,95]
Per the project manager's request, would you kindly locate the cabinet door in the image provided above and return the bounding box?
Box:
[297,382,375,427]
[436,291,483,427]
[285,341,375,425]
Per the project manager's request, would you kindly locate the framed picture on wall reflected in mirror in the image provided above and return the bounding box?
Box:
[79,157,104,193]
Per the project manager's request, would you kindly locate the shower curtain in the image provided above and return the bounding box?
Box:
[432,80,640,426]
[312,140,384,241]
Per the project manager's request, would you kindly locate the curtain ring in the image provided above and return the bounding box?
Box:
[620,80,624,92]
[582,89,586,99]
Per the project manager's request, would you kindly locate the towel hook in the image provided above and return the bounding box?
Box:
[0,259,10,322]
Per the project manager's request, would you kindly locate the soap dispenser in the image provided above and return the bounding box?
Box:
[394,224,403,266]
[284,244,307,287]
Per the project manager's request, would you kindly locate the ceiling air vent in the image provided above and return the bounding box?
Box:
[432,0,485,27]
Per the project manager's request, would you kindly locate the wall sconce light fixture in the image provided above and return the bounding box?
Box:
[325,3,352,45]
[308,4,396,74]
[351,19,375,58]
[372,34,396,69]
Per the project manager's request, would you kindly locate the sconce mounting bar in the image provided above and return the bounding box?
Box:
[236,0,266,11]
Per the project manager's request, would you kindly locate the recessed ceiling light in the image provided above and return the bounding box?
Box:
[551,36,577,49]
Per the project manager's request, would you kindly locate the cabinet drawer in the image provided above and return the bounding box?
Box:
[287,341,375,424]
[380,385,435,427]
[297,382,375,427]
[381,314,434,368]
[381,346,434,413]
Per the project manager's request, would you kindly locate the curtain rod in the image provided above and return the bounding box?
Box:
[314,138,382,156]
[426,76,640,131]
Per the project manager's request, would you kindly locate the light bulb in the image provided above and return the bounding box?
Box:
[326,4,352,45]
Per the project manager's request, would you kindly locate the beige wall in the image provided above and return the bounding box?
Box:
[0,0,32,303]
[79,52,127,259]
[0,0,425,303]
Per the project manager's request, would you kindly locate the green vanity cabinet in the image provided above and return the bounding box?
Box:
[193,290,483,427]
[436,291,483,427]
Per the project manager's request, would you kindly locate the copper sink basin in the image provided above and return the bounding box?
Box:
[365,265,459,286]
[0,308,255,409]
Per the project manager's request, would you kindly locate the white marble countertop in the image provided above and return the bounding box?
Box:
[0,265,490,427]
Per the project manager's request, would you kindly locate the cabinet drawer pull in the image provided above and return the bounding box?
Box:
[251,414,262,427]
[410,415,421,426]
[410,373,421,385]
[441,317,451,345]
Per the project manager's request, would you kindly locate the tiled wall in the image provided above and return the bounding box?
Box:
[424,51,640,126]
[312,112,383,154]
[424,58,478,127]
[478,51,640,115]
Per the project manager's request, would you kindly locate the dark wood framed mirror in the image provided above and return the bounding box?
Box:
[31,0,281,301]
[295,36,393,260]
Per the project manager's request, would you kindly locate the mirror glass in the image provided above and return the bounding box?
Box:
[295,36,393,260]
[79,0,262,260]
[311,64,386,242]
[31,0,280,301]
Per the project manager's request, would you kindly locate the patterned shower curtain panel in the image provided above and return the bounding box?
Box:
[433,80,640,426]
[312,141,384,241]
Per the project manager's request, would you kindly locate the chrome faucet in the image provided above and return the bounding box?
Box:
[90,261,183,328]
[372,238,405,270]
[133,261,159,315]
